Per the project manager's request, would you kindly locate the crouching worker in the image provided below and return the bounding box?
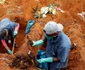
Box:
[0,18,19,54]
[30,21,71,70]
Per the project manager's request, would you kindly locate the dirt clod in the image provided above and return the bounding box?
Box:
[10,55,32,69]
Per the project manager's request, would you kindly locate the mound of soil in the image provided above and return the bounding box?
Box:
[10,55,32,69]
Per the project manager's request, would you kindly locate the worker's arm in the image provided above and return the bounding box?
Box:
[13,23,20,38]
[32,39,44,46]
[57,46,70,62]
[1,40,12,54]
[31,36,46,47]
[37,57,60,63]
[15,23,19,31]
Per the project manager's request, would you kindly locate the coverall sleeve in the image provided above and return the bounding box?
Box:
[57,43,70,62]
[1,40,9,50]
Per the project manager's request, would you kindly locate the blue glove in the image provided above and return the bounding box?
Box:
[7,49,13,54]
[13,31,18,38]
[37,57,53,63]
[32,40,44,46]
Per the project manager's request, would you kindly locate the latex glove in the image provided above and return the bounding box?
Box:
[13,31,18,38]
[37,57,53,63]
[7,49,13,54]
[32,40,44,46]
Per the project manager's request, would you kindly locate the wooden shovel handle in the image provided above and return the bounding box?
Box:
[12,39,15,54]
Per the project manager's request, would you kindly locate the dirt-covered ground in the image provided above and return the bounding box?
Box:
[0,0,85,70]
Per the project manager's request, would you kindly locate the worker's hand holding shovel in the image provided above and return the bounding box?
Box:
[13,31,18,38]
[7,49,13,54]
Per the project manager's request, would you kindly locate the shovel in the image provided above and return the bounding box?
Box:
[12,38,15,54]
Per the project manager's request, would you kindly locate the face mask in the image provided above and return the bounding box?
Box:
[44,33,55,40]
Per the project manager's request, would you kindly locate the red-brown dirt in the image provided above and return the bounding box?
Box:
[0,0,85,70]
